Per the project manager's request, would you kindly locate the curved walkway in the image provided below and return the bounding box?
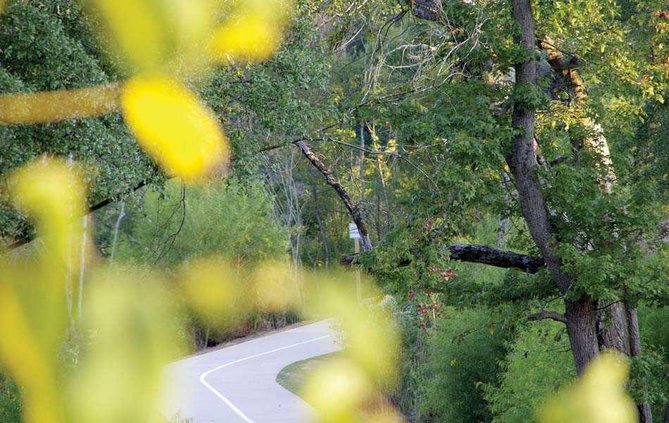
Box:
[163,320,341,422]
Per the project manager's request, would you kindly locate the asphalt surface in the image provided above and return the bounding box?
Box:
[163,320,341,423]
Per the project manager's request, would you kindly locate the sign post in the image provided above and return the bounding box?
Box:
[348,223,362,302]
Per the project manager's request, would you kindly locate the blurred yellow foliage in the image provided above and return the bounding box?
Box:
[366,408,406,423]
[539,351,638,423]
[0,159,187,423]
[86,0,217,74]
[179,257,249,330]
[306,277,400,385]
[9,159,86,269]
[210,0,292,63]
[0,0,293,185]
[0,3,407,422]
[302,357,375,423]
[300,274,402,422]
[66,269,184,423]
[0,158,404,422]
[121,75,228,181]
[0,83,121,124]
[0,159,90,423]
[252,260,302,313]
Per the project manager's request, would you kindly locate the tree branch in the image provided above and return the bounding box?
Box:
[6,177,155,250]
[528,310,567,324]
[445,243,544,273]
[295,140,373,251]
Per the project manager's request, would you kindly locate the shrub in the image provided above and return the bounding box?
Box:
[483,321,576,423]
[0,375,21,423]
[417,307,509,422]
[111,177,288,265]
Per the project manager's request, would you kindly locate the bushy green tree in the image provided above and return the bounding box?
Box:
[638,305,669,417]
[417,307,510,422]
[0,0,160,244]
[484,321,576,423]
[110,178,288,265]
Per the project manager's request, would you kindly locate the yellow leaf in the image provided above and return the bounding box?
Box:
[180,257,250,330]
[304,274,400,386]
[539,352,637,423]
[0,278,64,423]
[2,158,89,423]
[121,75,228,182]
[87,0,165,72]
[302,357,374,423]
[0,83,121,124]
[67,270,185,423]
[10,158,86,271]
[87,0,217,73]
[251,260,301,312]
[209,0,292,63]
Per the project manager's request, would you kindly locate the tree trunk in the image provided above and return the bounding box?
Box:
[542,36,652,419]
[509,0,600,376]
[597,301,632,355]
[409,0,639,383]
[565,297,600,375]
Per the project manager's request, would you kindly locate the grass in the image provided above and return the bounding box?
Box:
[275,352,341,399]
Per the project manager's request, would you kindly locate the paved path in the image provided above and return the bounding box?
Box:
[163,320,341,423]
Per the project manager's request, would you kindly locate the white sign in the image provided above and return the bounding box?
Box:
[348,223,361,240]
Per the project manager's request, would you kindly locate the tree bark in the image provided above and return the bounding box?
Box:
[296,140,373,251]
[597,301,632,355]
[406,0,443,21]
[508,0,570,292]
[539,38,616,191]
[565,297,600,375]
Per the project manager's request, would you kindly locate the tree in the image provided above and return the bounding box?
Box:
[300,1,668,418]
[0,0,161,245]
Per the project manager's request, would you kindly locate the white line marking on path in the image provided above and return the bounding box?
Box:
[199,334,332,423]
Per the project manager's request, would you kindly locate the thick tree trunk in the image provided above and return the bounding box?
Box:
[628,306,653,423]
[542,37,652,420]
[508,0,570,292]
[565,297,600,374]
[597,301,632,355]
[510,0,600,376]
